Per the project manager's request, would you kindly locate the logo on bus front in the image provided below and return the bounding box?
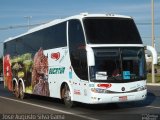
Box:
[51,52,60,61]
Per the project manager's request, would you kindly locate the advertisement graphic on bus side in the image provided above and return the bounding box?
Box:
[4,48,50,96]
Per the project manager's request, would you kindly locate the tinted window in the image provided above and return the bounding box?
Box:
[4,22,67,56]
[43,22,67,49]
[68,20,88,80]
[16,37,39,54]
[83,18,142,44]
[4,40,16,56]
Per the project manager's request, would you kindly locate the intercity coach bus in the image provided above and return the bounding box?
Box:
[3,13,157,107]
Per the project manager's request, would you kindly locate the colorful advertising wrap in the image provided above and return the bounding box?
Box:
[3,48,50,96]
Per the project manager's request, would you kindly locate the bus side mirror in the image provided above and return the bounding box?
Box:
[86,46,95,66]
[145,45,158,64]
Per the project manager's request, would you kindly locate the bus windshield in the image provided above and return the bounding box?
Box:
[83,17,142,44]
[90,47,146,83]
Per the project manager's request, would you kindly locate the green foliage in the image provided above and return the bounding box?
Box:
[11,53,33,80]
[146,62,160,83]
[25,86,32,93]
[147,73,160,83]
[11,53,32,64]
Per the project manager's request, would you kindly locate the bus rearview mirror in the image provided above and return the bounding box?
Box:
[145,45,158,64]
[86,46,95,66]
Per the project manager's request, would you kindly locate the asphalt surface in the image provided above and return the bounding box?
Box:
[0,82,160,120]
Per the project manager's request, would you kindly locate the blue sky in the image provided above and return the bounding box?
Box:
[0,0,160,56]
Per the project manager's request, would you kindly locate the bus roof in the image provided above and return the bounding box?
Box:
[4,13,132,43]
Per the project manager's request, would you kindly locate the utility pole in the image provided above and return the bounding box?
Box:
[24,16,32,30]
[151,0,155,83]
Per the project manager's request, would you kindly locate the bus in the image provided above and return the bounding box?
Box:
[3,13,157,107]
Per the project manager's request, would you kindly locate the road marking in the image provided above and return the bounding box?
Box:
[0,96,99,120]
[146,106,160,109]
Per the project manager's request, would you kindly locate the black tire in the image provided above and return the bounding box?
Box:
[19,82,25,99]
[13,83,19,98]
[62,84,74,108]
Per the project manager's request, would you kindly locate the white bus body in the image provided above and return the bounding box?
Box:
[3,13,157,107]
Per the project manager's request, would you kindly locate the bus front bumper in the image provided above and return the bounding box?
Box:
[89,89,147,104]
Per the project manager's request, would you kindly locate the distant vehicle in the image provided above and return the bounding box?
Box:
[0,75,3,82]
[3,13,157,107]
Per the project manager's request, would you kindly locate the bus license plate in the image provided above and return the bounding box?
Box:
[119,96,127,101]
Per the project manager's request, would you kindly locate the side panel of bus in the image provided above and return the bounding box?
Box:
[46,47,70,98]
[3,19,92,103]
[3,22,69,98]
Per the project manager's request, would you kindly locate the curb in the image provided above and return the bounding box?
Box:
[147,83,160,86]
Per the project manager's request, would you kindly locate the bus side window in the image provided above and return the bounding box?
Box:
[3,43,7,54]
[5,41,16,56]
[43,22,67,49]
[68,20,88,80]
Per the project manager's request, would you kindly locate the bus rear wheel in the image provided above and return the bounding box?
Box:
[62,84,74,108]
[19,83,25,99]
[13,83,19,98]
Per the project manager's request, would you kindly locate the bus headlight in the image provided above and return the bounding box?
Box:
[137,86,147,91]
[91,88,109,93]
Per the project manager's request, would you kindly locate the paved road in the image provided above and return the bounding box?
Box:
[0,83,160,120]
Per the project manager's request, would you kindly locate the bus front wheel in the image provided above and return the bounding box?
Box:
[62,84,74,108]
